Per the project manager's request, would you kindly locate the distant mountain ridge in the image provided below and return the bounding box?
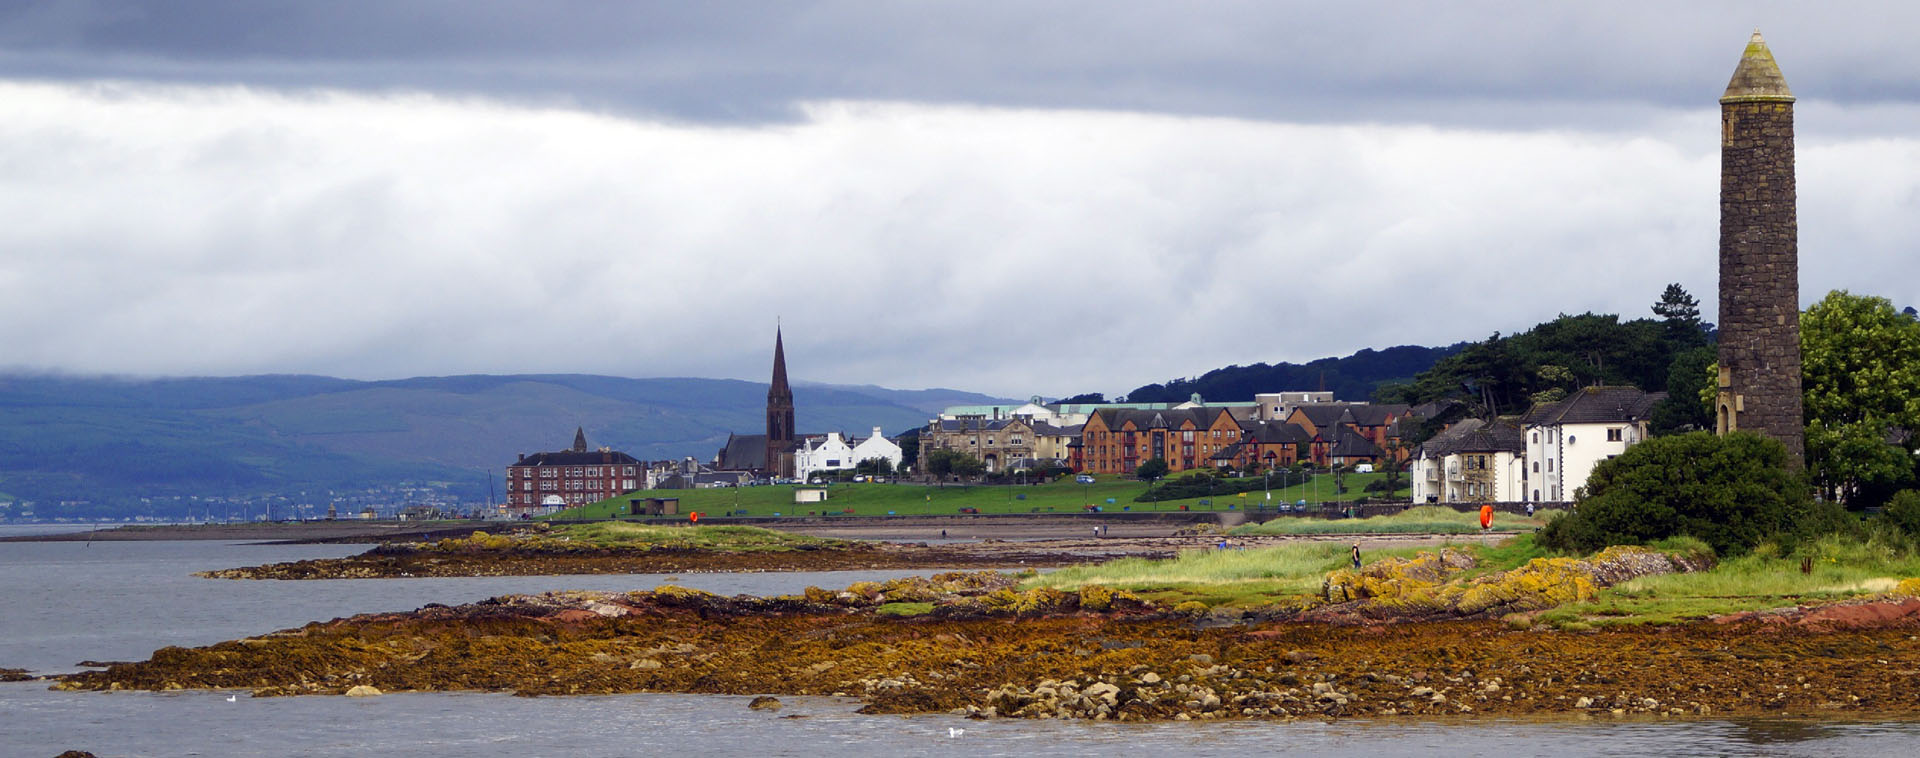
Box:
[0,373,1007,518]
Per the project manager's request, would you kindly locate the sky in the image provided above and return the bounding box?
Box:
[2,2,1917,399]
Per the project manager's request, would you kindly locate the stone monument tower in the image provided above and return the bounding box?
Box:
[1715,30,1804,465]
[765,327,797,478]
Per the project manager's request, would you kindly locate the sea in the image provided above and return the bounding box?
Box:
[1,524,1916,757]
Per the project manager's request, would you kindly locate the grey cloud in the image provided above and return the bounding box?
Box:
[4,2,1919,128]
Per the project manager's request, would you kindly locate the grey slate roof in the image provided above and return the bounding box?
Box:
[1521,387,1665,427]
[1091,407,1231,431]
[513,450,641,467]
[715,433,769,471]
[1327,426,1385,459]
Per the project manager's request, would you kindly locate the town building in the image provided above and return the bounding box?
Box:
[1410,418,1527,504]
[1078,407,1244,475]
[505,428,644,509]
[1520,386,1665,502]
[795,427,905,481]
[919,417,1040,473]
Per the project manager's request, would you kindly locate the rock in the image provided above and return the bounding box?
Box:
[1084,682,1121,705]
[1410,686,1435,698]
[749,696,783,711]
[1575,697,1594,708]
[1188,654,1214,665]
[1140,672,1162,685]
[55,752,100,758]
[631,659,663,670]
[344,685,382,697]
[1283,650,1316,664]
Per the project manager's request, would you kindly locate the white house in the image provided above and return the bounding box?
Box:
[849,427,904,472]
[1410,418,1527,504]
[1520,387,1664,502]
[797,427,903,482]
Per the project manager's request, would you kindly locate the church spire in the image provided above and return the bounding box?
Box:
[765,326,796,477]
[769,327,790,400]
[571,426,588,453]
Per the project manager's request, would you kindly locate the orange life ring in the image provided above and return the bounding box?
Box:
[690,511,700,523]
[1479,505,1494,529]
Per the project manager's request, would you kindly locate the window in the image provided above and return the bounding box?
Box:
[1533,461,1540,473]
[1607,428,1623,442]
[1182,431,1195,442]
[1531,432,1538,444]
[1546,459,1553,473]
[987,437,995,445]
[1010,436,1023,445]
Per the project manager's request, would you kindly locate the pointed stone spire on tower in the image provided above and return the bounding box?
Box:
[1721,31,1794,103]
[571,426,588,453]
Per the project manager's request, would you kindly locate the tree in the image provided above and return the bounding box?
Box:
[1801,290,1920,508]
[1055,392,1106,404]
[854,457,894,476]
[897,431,920,469]
[1540,432,1830,556]
[1653,283,1705,333]
[1134,457,1169,481]
[923,449,985,480]
[1649,345,1716,435]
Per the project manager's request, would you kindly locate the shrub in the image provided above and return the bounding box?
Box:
[1880,490,1920,540]
[1540,431,1824,557]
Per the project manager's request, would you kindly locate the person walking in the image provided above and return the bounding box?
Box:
[1351,543,1362,570]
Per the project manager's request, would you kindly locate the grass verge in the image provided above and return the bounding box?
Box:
[1228,506,1546,536]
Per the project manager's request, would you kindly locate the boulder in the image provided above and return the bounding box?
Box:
[344,685,382,697]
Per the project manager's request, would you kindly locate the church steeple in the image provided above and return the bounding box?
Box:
[571,426,588,453]
[765,327,796,477]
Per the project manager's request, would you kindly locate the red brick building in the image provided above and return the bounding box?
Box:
[506,428,644,508]
[1079,408,1244,475]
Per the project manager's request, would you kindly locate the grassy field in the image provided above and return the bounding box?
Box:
[1228,505,1546,536]
[1025,537,1530,608]
[552,472,1410,520]
[1537,534,1920,626]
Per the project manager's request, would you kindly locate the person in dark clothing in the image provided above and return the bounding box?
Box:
[1351,543,1362,570]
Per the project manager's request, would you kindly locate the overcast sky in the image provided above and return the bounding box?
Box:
[2,1,1917,398]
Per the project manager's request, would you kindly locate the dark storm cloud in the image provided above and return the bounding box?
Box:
[5,1,1919,126]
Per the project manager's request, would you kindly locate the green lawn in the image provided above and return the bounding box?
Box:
[551,473,1410,520]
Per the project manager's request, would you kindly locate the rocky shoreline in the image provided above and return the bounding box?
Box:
[55,572,1920,721]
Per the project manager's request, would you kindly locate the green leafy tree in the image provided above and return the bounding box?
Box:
[1801,290,1920,507]
[1134,457,1169,481]
[1650,346,1716,435]
[854,457,894,476]
[1540,431,1830,556]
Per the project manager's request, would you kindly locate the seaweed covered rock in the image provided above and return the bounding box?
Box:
[1318,545,1693,617]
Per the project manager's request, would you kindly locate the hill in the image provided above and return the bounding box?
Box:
[1116,345,1464,404]
[0,373,1005,520]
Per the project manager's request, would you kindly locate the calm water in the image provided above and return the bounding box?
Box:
[2,527,1917,756]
